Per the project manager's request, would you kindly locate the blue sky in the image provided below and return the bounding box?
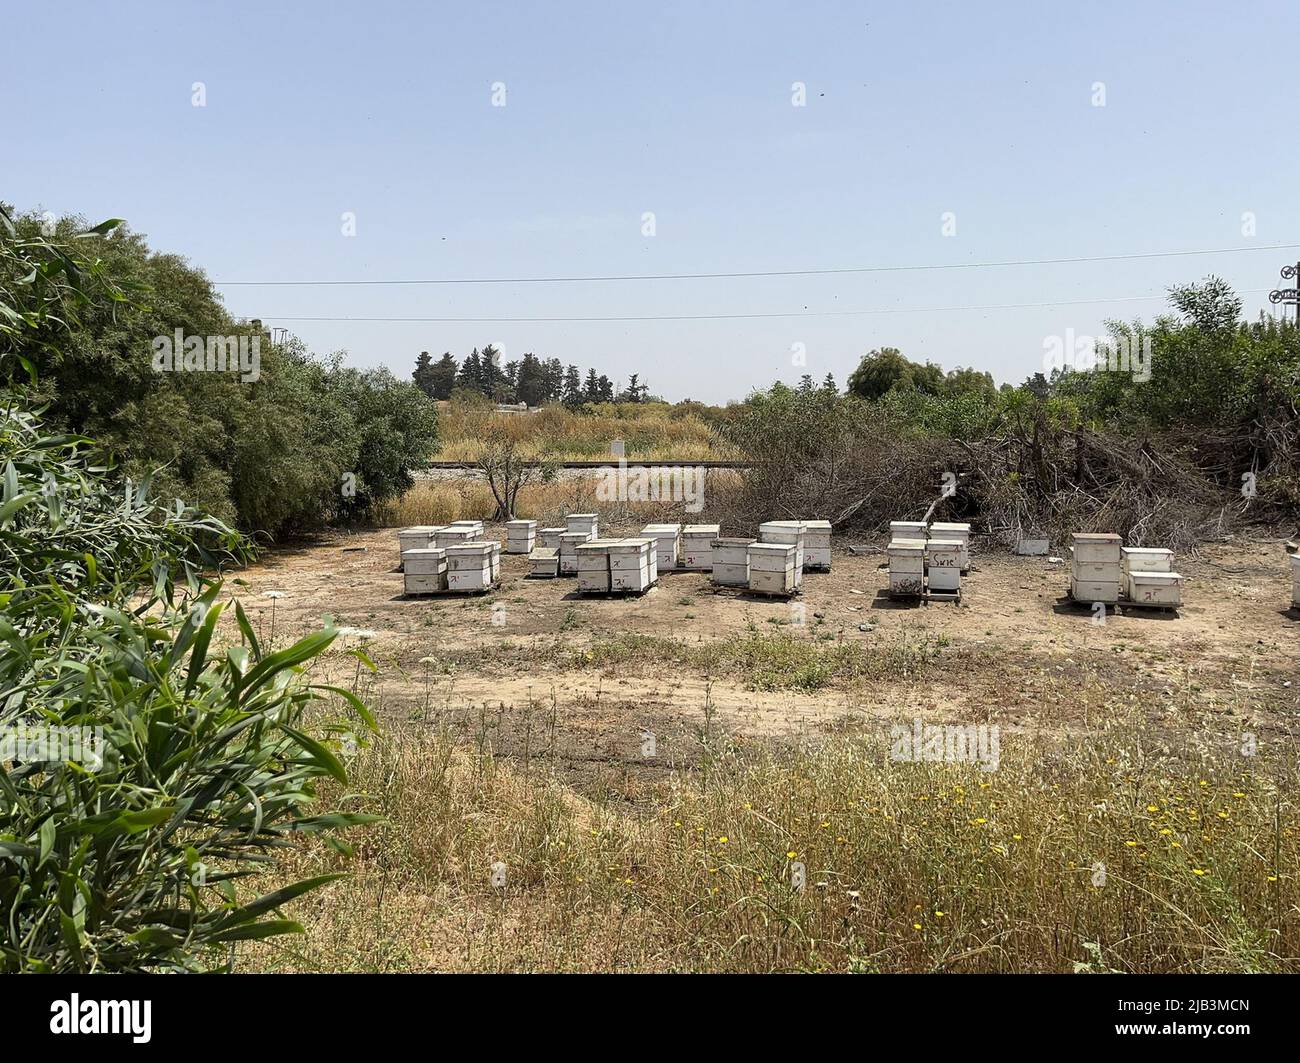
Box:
[6,0,1298,402]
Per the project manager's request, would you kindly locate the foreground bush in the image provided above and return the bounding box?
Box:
[0,402,380,971]
[1,211,378,972]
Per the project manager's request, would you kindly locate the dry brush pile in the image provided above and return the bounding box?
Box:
[716,385,1299,551]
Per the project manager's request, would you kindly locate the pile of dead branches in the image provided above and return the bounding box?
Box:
[719,409,1296,551]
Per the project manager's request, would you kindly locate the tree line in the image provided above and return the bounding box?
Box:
[412,348,650,407]
[1,204,440,538]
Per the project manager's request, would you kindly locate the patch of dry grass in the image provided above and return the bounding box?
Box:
[240,690,1297,974]
[375,471,746,528]
[435,402,734,463]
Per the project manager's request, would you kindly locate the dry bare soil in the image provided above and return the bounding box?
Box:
[228,523,1300,785]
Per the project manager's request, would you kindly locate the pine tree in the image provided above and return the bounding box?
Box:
[457,348,483,392]
[545,358,564,402]
[563,365,583,406]
[597,374,614,402]
[583,368,601,402]
[429,352,457,399]
[412,351,436,397]
[480,344,503,397]
[822,372,837,394]
[516,353,548,407]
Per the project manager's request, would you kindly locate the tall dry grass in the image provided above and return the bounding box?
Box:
[374,470,747,529]
[435,402,734,463]
[242,690,1297,974]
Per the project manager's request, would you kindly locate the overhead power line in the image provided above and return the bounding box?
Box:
[260,287,1274,324]
[215,243,1300,287]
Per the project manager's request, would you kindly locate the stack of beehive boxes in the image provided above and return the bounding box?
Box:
[610,537,656,593]
[557,514,598,575]
[641,523,681,572]
[711,537,752,587]
[925,538,963,595]
[506,520,537,554]
[576,539,622,593]
[1122,547,1182,608]
[747,542,799,596]
[398,526,443,567]
[682,524,720,570]
[445,542,497,593]
[929,522,971,571]
[574,538,658,594]
[803,520,832,570]
[402,547,447,594]
[886,538,925,597]
[1069,533,1122,604]
[757,521,805,588]
[1291,550,1300,609]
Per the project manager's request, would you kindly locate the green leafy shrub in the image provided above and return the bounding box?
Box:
[1,208,379,972]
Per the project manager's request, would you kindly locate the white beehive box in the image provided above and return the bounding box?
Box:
[398,526,443,566]
[929,522,971,570]
[890,520,928,540]
[1015,538,1050,556]
[566,513,599,539]
[1291,553,1300,607]
[1069,574,1120,604]
[1127,570,1183,607]
[802,520,832,569]
[609,537,656,593]
[927,566,961,593]
[528,547,560,578]
[682,524,720,570]
[1069,546,1122,583]
[444,542,495,592]
[435,526,480,550]
[576,539,619,594]
[505,519,537,554]
[402,546,446,575]
[559,531,590,575]
[485,540,501,583]
[539,527,566,551]
[1122,547,1173,576]
[641,523,681,571]
[448,520,485,537]
[402,547,447,594]
[925,539,963,593]
[1070,532,1122,565]
[758,521,805,586]
[711,537,752,587]
[747,542,798,596]
[887,538,925,596]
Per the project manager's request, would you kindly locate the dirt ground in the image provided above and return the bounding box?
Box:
[225,523,1300,787]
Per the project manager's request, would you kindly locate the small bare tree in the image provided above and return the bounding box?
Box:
[474,425,557,519]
